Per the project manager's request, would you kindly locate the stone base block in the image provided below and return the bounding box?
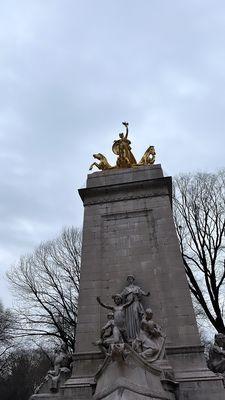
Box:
[92,347,176,400]
[60,377,94,400]
[95,388,168,400]
[178,379,225,400]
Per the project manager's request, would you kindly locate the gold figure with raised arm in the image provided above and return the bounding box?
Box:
[89,122,156,171]
[112,122,137,168]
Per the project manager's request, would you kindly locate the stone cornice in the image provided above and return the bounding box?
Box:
[79,176,172,206]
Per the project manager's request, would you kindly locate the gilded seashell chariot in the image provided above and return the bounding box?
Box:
[89,122,156,171]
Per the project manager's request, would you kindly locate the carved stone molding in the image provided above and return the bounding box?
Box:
[79,177,172,206]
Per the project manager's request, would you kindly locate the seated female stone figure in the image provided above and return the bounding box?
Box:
[133,308,165,363]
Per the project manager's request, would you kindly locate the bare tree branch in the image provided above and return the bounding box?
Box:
[7,226,81,350]
[173,171,225,333]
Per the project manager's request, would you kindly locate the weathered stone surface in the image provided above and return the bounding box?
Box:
[86,164,164,188]
[31,165,225,399]
[93,346,174,400]
[71,165,224,399]
[76,166,198,355]
[178,380,225,400]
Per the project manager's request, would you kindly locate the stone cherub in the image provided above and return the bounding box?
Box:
[96,293,134,344]
[94,312,115,354]
[100,312,115,342]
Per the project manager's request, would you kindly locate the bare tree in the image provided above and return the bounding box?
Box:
[173,170,225,333]
[7,227,81,350]
[0,300,15,375]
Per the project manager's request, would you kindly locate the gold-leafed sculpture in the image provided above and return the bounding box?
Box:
[89,122,156,171]
[89,153,114,171]
[112,121,137,168]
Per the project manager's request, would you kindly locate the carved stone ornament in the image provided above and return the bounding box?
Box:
[89,122,156,171]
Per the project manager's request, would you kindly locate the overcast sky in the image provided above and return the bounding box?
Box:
[1,0,225,306]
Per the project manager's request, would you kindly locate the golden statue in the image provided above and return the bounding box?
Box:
[89,122,156,171]
[89,153,113,171]
[112,122,137,168]
[138,145,156,165]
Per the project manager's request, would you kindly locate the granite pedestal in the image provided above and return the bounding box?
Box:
[34,165,225,399]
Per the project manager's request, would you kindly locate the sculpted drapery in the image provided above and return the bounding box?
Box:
[120,275,150,340]
[135,308,165,362]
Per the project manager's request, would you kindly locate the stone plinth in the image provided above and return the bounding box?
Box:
[66,165,224,399]
[93,346,175,400]
[34,165,225,399]
[76,165,198,353]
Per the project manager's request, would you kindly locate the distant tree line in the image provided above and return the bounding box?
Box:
[0,301,15,376]
[0,347,51,400]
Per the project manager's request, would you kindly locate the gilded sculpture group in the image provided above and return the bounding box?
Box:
[89,122,156,171]
[96,275,165,363]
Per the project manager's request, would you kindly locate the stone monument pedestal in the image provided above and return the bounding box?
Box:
[93,345,176,400]
[32,165,225,399]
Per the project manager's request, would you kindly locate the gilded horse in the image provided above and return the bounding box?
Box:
[89,153,113,171]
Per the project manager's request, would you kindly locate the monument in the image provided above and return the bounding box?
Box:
[32,122,225,399]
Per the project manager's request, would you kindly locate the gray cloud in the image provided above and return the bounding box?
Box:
[1,0,225,305]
